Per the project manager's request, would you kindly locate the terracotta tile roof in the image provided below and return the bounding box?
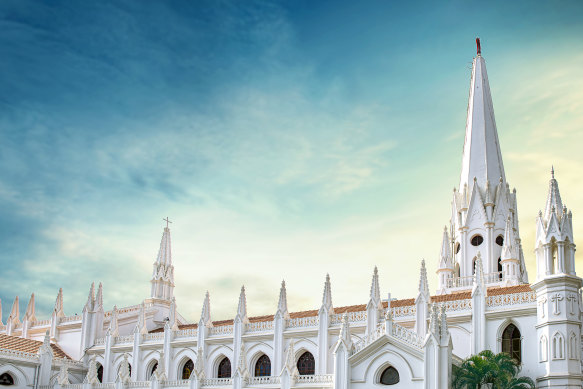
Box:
[0,334,69,358]
[148,284,534,332]
[486,284,533,296]
[431,291,472,302]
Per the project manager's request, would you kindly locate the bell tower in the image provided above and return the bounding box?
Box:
[438,39,528,292]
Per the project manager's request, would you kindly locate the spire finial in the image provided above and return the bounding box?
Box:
[551,165,555,179]
[476,37,481,55]
[163,217,172,229]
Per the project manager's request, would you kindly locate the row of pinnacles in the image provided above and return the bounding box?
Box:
[56,266,454,389]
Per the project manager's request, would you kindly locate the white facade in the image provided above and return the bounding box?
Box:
[0,42,581,389]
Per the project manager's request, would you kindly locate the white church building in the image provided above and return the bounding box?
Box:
[0,41,581,389]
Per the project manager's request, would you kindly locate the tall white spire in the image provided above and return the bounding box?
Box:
[438,227,452,269]
[53,288,64,317]
[459,38,506,191]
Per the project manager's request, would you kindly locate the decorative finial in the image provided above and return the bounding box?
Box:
[476,37,481,56]
[163,217,172,229]
[551,165,555,179]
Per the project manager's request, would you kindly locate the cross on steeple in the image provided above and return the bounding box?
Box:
[163,217,172,229]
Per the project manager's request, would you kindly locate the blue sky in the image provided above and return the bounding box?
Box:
[1,0,583,322]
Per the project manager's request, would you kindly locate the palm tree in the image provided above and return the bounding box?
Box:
[452,350,535,389]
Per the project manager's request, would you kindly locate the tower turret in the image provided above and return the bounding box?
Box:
[150,220,175,301]
[532,168,581,388]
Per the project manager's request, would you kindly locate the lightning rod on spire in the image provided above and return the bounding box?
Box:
[476,37,481,56]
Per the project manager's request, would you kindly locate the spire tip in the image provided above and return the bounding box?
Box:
[476,37,481,56]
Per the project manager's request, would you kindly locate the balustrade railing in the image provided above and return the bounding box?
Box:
[60,314,83,323]
[287,316,319,328]
[487,291,536,307]
[295,374,333,384]
[115,335,135,344]
[144,333,165,342]
[246,321,274,333]
[0,348,40,361]
[391,305,415,317]
[446,272,503,288]
[391,323,423,348]
[175,328,198,338]
[209,325,233,336]
[163,379,190,387]
[200,377,233,386]
[247,376,280,384]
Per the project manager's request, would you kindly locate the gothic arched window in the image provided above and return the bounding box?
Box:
[552,332,564,360]
[182,359,194,379]
[496,235,504,246]
[379,366,400,385]
[569,332,578,360]
[97,364,103,383]
[217,357,231,378]
[454,263,460,278]
[471,234,484,246]
[498,257,503,279]
[540,335,548,362]
[148,361,158,379]
[502,324,521,362]
[0,373,14,386]
[254,354,271,377]
[297,352,315,375]
[455,242,461,254]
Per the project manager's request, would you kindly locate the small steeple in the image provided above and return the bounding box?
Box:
[95,283,103,312]
[544,166,563,223]
[429,304,440,335]
[150,221,175,300]
[235,342,250,378]
[438,227,452,269]
[136,302,148,334]
[368,267,381,307]
[39,330,52,356]
[53,288,64,317]
[473,252,485,290]
[8,296,19,324]
[282,339,299,377]
[86,356,100,384]
[236,286,249,323]
[83,283,95,313]
[337,313,352,350]
[418,260,430,299]
[168,297,179,331]
[24,293,36,322]
[199,292,212,327]
[501,216,516,260]
[320,274,333,314]
[109,305,119,337]
[439,304,448,336]
[276,281,290,319]
[459,38,506,192]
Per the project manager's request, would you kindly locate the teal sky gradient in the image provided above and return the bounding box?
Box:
[1,0,583,322]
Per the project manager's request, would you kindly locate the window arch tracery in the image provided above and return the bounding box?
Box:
[217,357,231,378]
[539,335,548,362]
[254,354,271,377]
[379,366,399,385]
[501,323,521,362]
[297,351,315,375]
[552,332,564,360]
[0,373,14,386]
[182,359,194,379]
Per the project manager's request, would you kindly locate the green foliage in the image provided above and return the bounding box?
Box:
[452,350,535,389]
